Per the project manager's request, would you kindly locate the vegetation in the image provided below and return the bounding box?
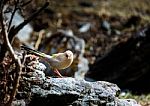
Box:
[119,92,150,106]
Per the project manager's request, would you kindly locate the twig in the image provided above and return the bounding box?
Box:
[0,2,17,61]
[7,52,27,106]
[35,30,45,50]
[7,0,20,32]
[7,60,22,106]
[21,0,32,7]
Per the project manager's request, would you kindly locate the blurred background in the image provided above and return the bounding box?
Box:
[9,0,150,105]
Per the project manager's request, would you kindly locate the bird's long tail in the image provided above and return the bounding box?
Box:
[21,45,46,57]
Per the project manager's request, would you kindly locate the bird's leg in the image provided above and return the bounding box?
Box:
[54,69,63,78]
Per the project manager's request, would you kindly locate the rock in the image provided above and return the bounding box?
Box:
[111,29,121,35]
[136,26,149,38]
[79,23,91,33]
[117,99,141,106]
[74,56,89,79]
[29,77,120,106]
[23,56,47,82]
[11,100,26,106]
[57,29,85,55]
[105,98,141,106]
[101,20,111,31]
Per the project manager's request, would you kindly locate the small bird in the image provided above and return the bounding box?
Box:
[21,45,73,77]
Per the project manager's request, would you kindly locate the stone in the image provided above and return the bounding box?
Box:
[101,20,111,31]
[116,99,141,106]
[11,100,26,106]
[29,77,120,106]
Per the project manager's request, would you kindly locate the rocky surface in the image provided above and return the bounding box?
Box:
[29,78,119,105]
[11,77,139,106]
[11,77,141,106]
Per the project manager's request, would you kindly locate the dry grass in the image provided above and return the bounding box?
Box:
[47,0,150,22]
[100,0,150,21]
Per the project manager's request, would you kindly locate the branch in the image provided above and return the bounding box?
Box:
[7,53,26,106]
[8,2,49,43]
[7,0,20,32]
[35,30,45,49]
[21,0,32,7]
[0,0,4,9]
[0,1,17,61]
[0,4,22,106]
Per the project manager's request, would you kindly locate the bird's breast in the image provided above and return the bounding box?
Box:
[51,59,72,70]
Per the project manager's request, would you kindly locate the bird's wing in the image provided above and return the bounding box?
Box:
[51,54,59,58]
[21,45,48,58]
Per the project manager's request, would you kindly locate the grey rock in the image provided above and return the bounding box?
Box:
[29,77,120,106]
[58,29,86,55]
[26,61,46,81]
[11,100,26,106]
[116,99,141,106]
[75,56,89,80]
[33,62,47,72]
[101,20,111,31]
[79,23,91,33]
[111,29,121,35]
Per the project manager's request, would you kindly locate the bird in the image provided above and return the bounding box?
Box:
[21,45,73,78]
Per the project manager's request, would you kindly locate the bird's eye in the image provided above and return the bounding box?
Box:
[65,53,69,58]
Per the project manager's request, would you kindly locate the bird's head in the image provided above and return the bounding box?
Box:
[64,50,73,60]
[62,50,73,69]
